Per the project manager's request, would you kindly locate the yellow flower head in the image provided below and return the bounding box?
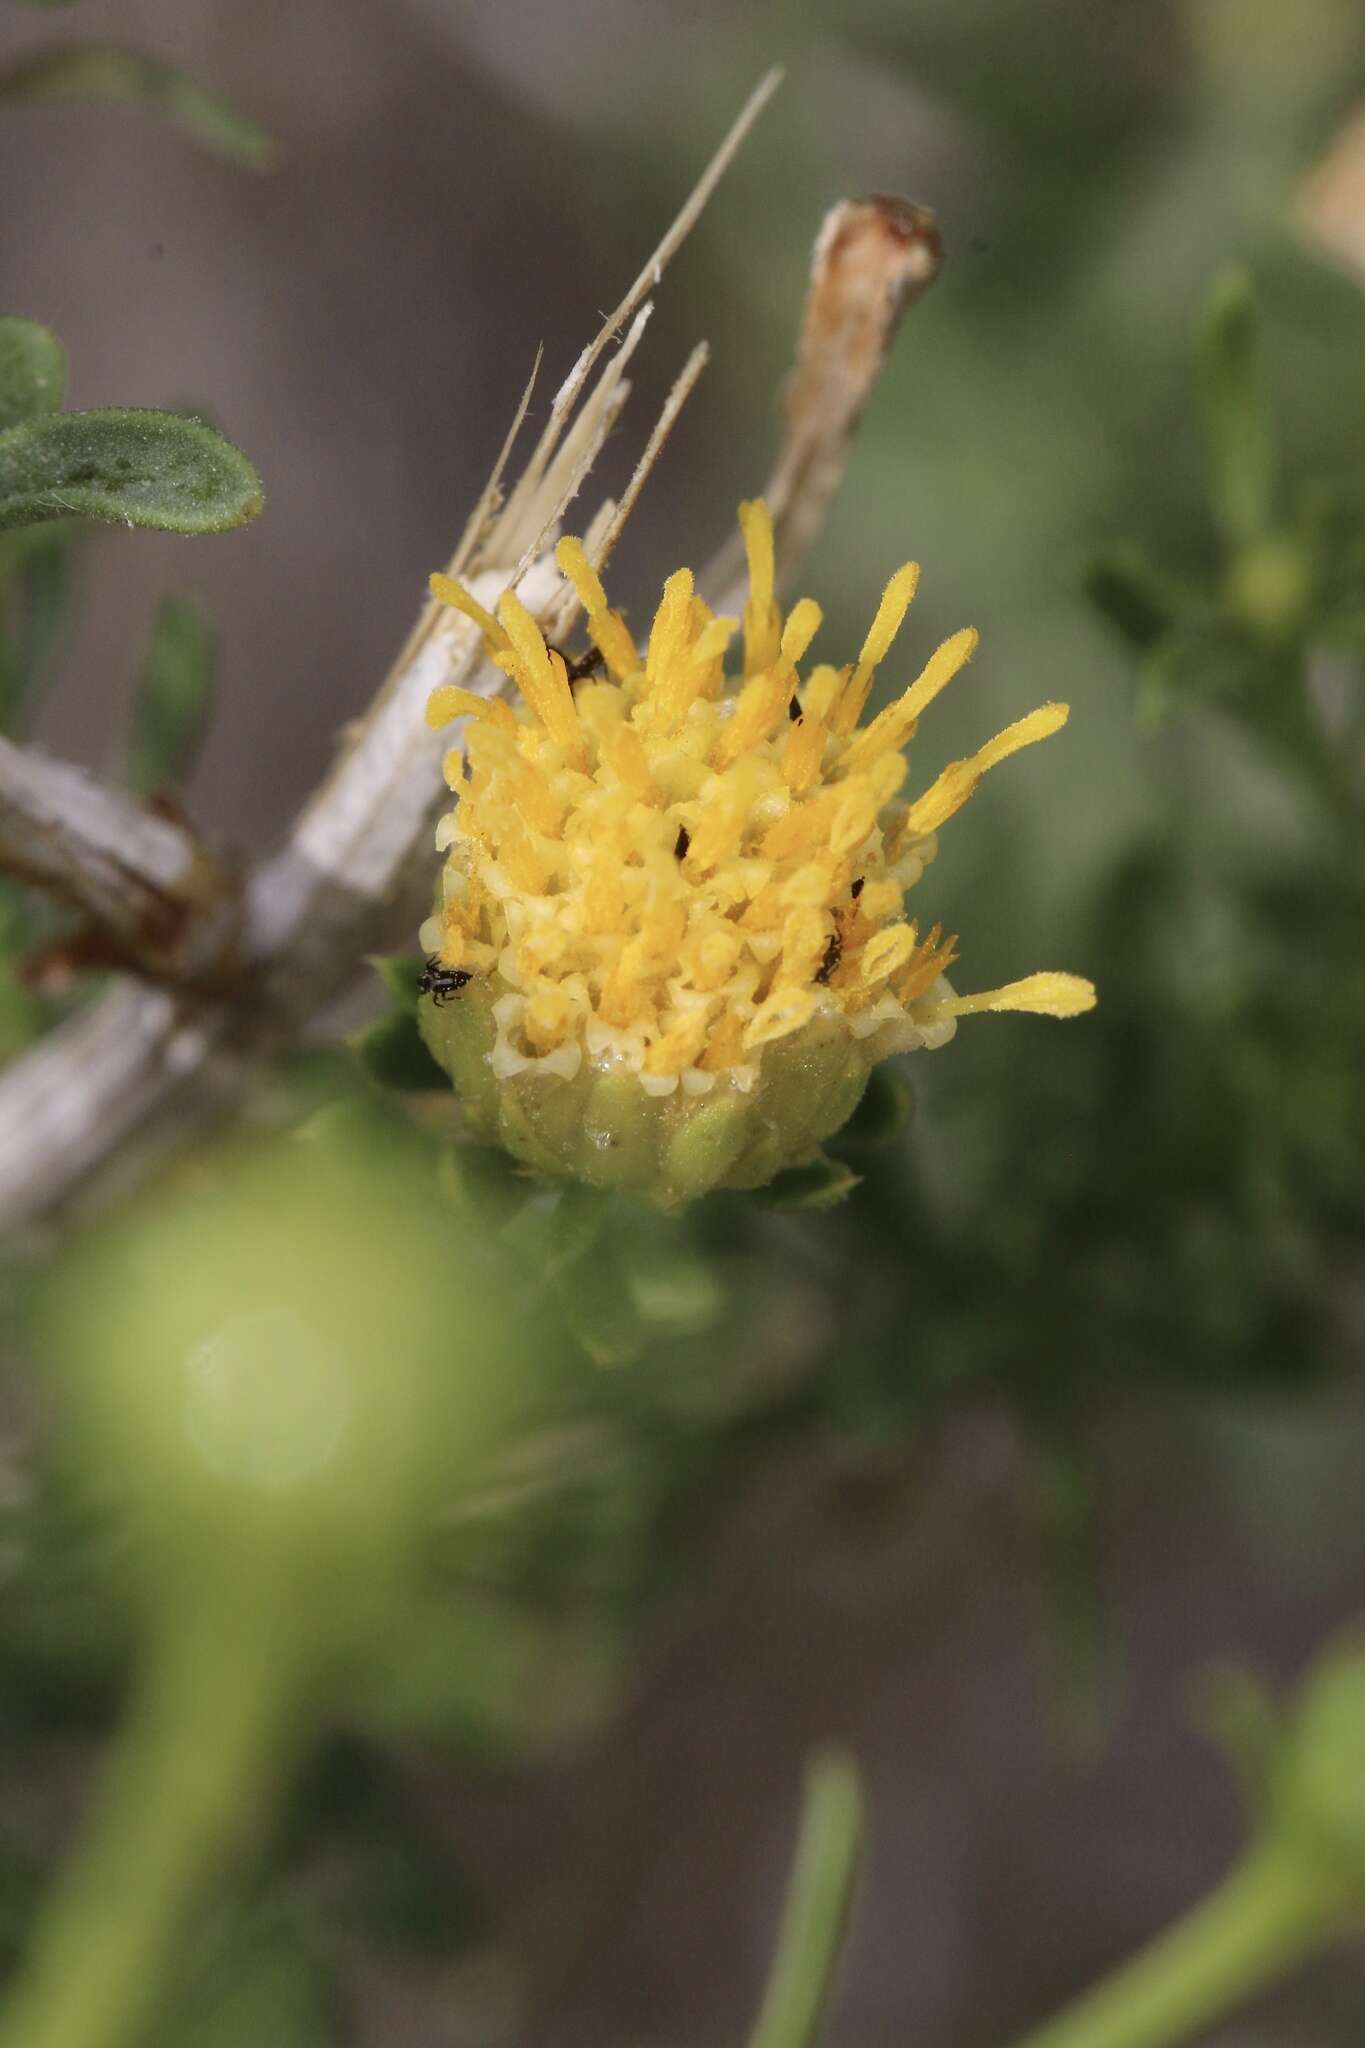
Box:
[419,503,1094,1204]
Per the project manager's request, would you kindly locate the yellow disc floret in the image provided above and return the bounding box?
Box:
[419,504,1095,1204]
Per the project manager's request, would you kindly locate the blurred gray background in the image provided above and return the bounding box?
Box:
[3,1,1364,2042]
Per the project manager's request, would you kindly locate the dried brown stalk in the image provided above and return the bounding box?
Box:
[703,194,943,608]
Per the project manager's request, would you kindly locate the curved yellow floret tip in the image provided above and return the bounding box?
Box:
[927,973,1098,1021]
[417,502,1094,1200]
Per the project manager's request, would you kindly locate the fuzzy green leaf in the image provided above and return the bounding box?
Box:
[1198,268,1277,547]
[0,320,66,431]
[0,45,277,169]
[0,409,263,534]
[125,594,215,794]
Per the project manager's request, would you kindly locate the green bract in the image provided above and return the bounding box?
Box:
[420,980,874,1208]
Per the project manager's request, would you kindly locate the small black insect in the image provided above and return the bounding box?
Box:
[674,824,691,860]
[419,958,472,1003]
[548,642,606,688]
[814,930,843,986]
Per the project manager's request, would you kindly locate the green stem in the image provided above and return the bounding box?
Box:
[1010,1846,1347,2048]
[0,1603,298,2048]
[746,1749,864,2048]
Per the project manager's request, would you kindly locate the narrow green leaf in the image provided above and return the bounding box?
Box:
[125,594,215,794]
[0,45,277,169]
[0,409,263,534]
[1197,267,1277,547]
[762,1153,862,1211]
[0,320,66,431]
[0,528,73,733]
[747,1751,864,2048]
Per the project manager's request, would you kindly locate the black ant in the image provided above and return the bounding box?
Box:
[419,958,472,1003]
[814,930,843,986]
[547,642,606,689]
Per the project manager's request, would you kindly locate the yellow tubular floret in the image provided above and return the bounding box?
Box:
[832,560,921,735]
[497,590,583,763]
[901,701,1069,838]
[554,537,640,681]
[739,499,780,675]
[838,627,979,777]
[429,573,510,653]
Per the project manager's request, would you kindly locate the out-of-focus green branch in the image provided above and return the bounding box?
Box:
[746,1750,864,2048]
[1006,1633,1365,2048]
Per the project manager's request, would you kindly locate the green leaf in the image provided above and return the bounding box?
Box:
[0,526,73,733]
[0,409,263,534]
[0,319,66,431]
[1081,545,1185,652]
[0,45,277,169]
[349,1011,448,1093]
[762,1153,862,1211]
[125,594,215,794]
[1197,267,1277,547]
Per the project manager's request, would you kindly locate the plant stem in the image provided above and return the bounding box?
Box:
[746,1749,864,2048]
[1010,1846,1347,2048]
[0,1603,298,2048]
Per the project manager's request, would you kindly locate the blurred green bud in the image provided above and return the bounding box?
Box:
[43,1128,524,1650]
[421,985,876,1208]
[1224,533,1311,644]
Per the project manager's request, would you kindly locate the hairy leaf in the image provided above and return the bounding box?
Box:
[0,409,263,534]
[0,319,66,431]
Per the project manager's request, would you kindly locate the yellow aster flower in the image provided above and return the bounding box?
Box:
[418,502,1094,1205]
